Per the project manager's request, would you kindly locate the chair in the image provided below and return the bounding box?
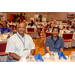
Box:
[0,43,8,55]
[27,28,34,37]
[44,43,48,54]
[37,29,46,47]
[63,34,73,48]
[44,33,52,54]
[37,28,42,32]
[46,33,52,37]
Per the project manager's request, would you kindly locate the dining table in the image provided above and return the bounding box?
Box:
[18,54,73,62]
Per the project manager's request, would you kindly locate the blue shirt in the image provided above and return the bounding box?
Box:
[46,35,64,53]
[1,26,11,34]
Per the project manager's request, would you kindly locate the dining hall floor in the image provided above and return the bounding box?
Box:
[33,38,75,56]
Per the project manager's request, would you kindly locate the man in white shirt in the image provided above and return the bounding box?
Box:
[6,23,35,61]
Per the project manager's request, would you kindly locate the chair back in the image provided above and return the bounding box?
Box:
[63,34,73,39]
[27,28,34,32]
[37,28,42,32]
[0,43,7,52]
[46,33,52,37]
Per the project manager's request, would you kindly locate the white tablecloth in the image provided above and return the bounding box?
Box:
[18,55,72,62]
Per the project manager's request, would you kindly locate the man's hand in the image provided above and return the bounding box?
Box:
[60,48,63,53]
[46,47,51,55]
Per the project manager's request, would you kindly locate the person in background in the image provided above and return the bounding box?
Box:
[59,23,63,30]
[53,20,57,25]
[71,19,75,25]
[29,20,34,26]
[46,25,51,32]
[1,21,11,34]
[23,19,27,27]
[0,23,3,29]
[46,26,64,55]
[38,20,42,25]
[5,23,35,61]
[66,20,70,25]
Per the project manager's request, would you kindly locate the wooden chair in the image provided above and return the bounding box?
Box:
[63,34,73,48]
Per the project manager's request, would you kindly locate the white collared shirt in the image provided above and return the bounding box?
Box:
[5,32,35,57]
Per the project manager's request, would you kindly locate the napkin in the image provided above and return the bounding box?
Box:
[47,29,50,32]
[59,51,67,60]
[64,31,66,33]
[7,60,12,62]
[40,26,41,27]
[70,31,74,33]
[34,53,44,62]
[7,34,10,39]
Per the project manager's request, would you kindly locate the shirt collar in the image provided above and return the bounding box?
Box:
[2,26,7,29]
[51,35,59,40]
[17,32,25,38]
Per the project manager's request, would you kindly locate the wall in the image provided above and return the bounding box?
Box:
[0,12,67,21]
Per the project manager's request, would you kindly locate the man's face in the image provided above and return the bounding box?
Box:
[3,22,7,27]
[17,23,25,35]
[52,28,59,37]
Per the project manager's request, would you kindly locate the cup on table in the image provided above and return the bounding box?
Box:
[45,53,50,59]
[20,57,27,62]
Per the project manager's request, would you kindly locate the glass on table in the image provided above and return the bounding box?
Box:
[50,51,55,60]
[27,54,34,62]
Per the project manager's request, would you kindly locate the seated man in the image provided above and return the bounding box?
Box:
[1,21,11,34]
[5,23,35,61]
[46,26,64,55]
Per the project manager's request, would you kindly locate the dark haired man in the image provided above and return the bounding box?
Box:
[1,21,11,34]
[46,26,64,55]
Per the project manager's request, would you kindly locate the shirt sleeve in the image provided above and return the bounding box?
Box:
[29,36,35,50]
[5,37,15,53]
[60,38,64,48]
[8,28,11,32]
[46,37,50,47]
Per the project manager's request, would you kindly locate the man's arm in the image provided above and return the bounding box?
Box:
[26,36,35,59]
[60,38,64,53]
[60,48,63,53]
[46,47,51,55]
[26,49,35,59]
[9,52,21,61]
[46,37,51,55]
